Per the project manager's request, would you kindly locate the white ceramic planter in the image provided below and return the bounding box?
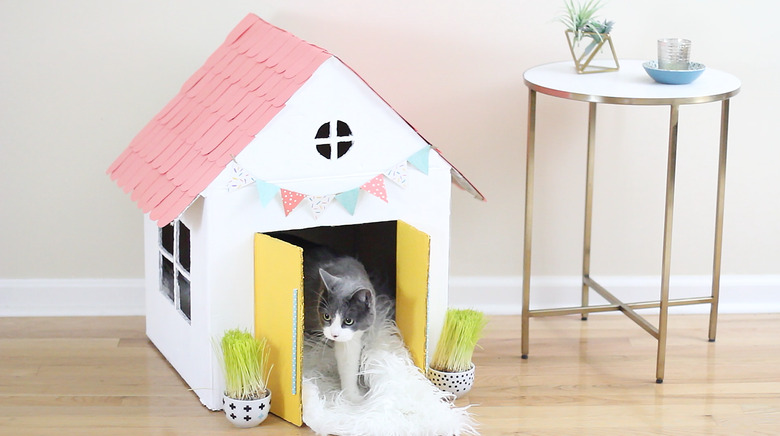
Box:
[426,363,475,398]
[223,390,272,428]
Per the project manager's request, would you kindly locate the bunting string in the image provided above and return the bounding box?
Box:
[227,146,431,218]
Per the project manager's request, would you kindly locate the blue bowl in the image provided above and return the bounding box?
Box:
[643,60,705,85]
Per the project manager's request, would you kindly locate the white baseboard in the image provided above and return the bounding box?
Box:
[449,275,780,315]
[1,275,777,317]
[0,279,145,316]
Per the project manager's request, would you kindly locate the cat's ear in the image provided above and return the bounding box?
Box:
[352,288,372,307]
[319,268,340,290]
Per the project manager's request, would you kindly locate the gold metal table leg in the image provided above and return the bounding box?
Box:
[656,103,681,383]
[582,102,597,321]
[709,99,730,341]
[521,89,537,359]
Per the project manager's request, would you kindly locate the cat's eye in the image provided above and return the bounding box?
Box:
[344,318,354,326]
[322,313,331,321]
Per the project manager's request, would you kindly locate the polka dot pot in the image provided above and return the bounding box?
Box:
[427,363,475,398]
[223,390,271,428]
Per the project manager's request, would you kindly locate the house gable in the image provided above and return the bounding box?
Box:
[219,57,433,196]
[108,14,483,228]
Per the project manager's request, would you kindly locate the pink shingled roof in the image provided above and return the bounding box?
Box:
[107,14,332,226]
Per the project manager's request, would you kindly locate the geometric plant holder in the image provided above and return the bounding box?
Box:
[565,30,620,74]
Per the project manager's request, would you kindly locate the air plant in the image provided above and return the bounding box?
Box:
[430,309,487,373]
[218,329,272,400]
[559,0,615,55]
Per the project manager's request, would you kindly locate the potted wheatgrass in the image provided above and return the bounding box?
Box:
[218,328,272,428]
[427,308,487,398]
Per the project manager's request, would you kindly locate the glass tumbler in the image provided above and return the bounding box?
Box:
[657,38,691,70]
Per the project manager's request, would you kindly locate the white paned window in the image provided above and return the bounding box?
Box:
[159,220,191,322]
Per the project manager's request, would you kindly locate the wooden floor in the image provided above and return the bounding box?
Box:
[1,314,779,435]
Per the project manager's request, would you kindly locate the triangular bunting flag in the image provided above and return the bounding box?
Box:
[407,146,430,175]
[384,162,408,188]
[306,194,335,219]
[255,179,279,207]
[280,189,305,216]
[226,162,255,191]
[360,175,388,203]
[335,189,360,215]
[233,149,437,217]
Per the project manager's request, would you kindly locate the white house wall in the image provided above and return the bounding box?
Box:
[143,198,215,410]
[198,151,453,410]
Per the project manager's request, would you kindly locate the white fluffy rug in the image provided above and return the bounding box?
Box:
[302,315,478,436]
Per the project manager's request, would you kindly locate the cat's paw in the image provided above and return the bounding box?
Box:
[341,387,363,403]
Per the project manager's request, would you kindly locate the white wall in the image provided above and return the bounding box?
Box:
[1,1,777,313]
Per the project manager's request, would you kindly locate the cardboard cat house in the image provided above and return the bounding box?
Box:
[108,14,483,426]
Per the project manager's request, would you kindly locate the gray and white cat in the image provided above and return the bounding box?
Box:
[303,246,377,401]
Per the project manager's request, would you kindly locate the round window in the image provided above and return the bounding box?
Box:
[315,121,353,159]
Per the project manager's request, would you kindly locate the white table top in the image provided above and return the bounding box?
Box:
[524,60,741,105]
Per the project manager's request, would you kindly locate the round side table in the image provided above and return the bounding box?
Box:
[521,60,741,382]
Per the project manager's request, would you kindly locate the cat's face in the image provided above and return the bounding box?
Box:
[317,268,375,342]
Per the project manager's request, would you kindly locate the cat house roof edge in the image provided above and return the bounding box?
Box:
[107,13,483,227]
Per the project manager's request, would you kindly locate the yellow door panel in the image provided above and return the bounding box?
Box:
[254,233,304,426]
[396,221,431,370]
